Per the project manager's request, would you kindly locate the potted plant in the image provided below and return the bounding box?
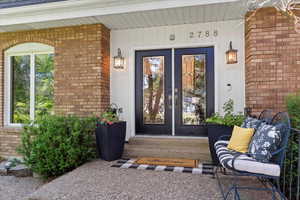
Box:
[205,99,245,165]
[95,104,126,161]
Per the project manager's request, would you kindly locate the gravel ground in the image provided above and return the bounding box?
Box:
[28,160,221,200]
[27,160,273,200]
[0,176,44,200]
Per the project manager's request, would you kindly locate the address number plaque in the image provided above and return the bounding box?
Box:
[189,30,218,39]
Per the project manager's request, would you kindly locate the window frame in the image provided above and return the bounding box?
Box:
[4,46,54,127]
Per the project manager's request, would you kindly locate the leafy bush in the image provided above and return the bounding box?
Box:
[286,93,300,128]
[282,93,300,198]
[206,99,245,127]
[18,115,97,178]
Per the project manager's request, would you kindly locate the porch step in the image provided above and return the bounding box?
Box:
[123,137,211,162]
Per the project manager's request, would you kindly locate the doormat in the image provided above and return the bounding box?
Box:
[111,158,214,175]
[135,157,198,168]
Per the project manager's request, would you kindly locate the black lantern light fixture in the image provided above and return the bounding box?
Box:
[226,41,238,64]
[113,48,125,69]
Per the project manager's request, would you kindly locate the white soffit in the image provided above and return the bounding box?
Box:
[0,0,248,32]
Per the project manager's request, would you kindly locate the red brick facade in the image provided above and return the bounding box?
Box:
[0,24,110,157]
[2,7,299,156]
[245,8,300,116]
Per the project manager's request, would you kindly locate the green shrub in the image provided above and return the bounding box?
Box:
[206,99,245,127]
[282,93,300,198]
[18,115,97,178]
[286,93,300,128]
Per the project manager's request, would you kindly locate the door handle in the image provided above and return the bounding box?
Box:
[174,88,179,107]
[174,94,178,107]
[168,95,172,110]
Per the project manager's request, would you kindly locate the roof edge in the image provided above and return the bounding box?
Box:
[0,0,242,26]
[0,0,68,9]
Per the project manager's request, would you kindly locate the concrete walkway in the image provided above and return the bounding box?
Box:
[27,160,273,200]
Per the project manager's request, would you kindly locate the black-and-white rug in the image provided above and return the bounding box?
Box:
[111,159,214,175]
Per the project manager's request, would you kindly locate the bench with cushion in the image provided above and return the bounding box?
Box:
[214,111,291,200]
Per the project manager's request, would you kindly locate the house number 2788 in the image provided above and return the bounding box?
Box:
[189,30,218,38]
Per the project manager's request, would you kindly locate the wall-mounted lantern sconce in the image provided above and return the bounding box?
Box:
[113,48,125,69]
[226,41,238,64]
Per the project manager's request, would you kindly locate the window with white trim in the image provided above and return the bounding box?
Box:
[4,43,54,126]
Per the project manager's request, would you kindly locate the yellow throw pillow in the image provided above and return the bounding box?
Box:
[227,126,255,153]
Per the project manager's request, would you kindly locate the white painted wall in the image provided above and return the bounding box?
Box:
[110,20,245,140]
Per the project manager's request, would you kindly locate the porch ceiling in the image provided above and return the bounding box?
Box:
[0,0,248,32]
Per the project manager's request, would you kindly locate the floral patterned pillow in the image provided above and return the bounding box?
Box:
[241,117,262,130]
[248,123,283,162]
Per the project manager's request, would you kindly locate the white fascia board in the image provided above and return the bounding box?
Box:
[0,0,240,26]
[0,0,94,14]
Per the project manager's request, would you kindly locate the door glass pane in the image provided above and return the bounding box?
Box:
[182,55,206,125]
[11,55,30,123]
[143,56,165,124]
[35,54,54,119]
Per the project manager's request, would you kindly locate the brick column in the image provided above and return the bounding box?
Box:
[245,7,300,116]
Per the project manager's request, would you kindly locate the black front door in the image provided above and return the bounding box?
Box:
[135,49,172,135]
[135,47,214,136]
[174,47,214,136]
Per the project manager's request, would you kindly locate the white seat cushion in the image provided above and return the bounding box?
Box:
[214,140,280,177]
[234,156,280,177]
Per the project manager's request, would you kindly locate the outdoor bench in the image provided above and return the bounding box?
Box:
[214,110,291,200]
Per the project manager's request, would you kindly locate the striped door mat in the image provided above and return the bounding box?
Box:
[135,157,198,168]
[111,158,215,175]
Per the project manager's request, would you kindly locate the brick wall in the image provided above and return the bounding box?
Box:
[245,7,300,116]
[0,24,110,157]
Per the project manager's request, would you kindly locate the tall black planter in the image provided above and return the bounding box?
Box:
[207,124,233,165]
[95,121,126,161]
